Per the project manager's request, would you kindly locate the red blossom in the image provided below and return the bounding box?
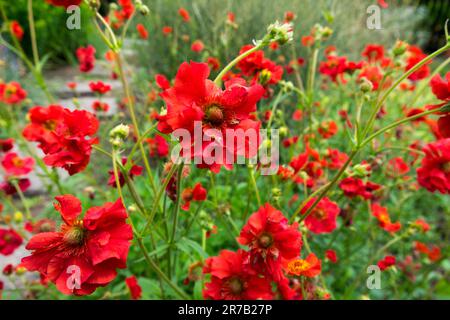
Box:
[181,183,207,210]
[125,276,142,300]
[89,81,111,95]
[136,24,148,40]
[417,138,450,194]
[0,81,27,105]
[301,197,340,234]
[0,228,23,256]
[108,158,143,188]
[76,45,96,73]
[1,152,34,176]
[287,253,321,277]
[10,21,24,41]
[371,203,401,233]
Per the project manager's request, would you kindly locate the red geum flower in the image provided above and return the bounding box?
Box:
[319,55,348,83]
[162,26,173,35]
[23,105,99,175]
[0,138,14,152]
[361,44,385,62]
[237,203,302,281]
[3,264,13,275]
[324,148,348,170]
[339,177,381,200]
[405,46,430,81]
[412,219,430,233]
[430,72,450,101]
[0,178,31,195]
[371,203,401,233]
[191,40,205,52]
[318,120,338,139]
[325,249,338,263]
[76,45,96,73]
[287,253,321,277]
[1,152,35,176]
[45,0,82,7]
[0,228,23,256]
[21,195,133,295]
[136,24,148,40]
[178,7,190,22]
[125,276,142,300]
[284,11,296,22]
[157,61,264,173]
[203,249,273,300]
[181,183,207,210]
[147,134,169,158]
[206,57,220,71]
[91,100,110,112]
[10,20,24,41]
[301,197,340,234]
[89,81,111,95]
[386,157,410,177]
[416,138,450,194]
[377,255,396,271]
[301,35,314,47]
[108,158,143,188]
[0,81,27,104]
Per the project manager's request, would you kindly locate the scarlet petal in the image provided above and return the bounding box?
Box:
[54,195,82,225]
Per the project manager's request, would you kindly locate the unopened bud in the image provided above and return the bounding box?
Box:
[109,124,130,148]
[266,21,294,45]
[14,211,23,223]
[359,77,373,93]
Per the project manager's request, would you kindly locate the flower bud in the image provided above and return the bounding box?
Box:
[392,40,408,56]
[266,21,294,45]
[139,5,150,16]
[259,69,272,85]
[109,124,130,148]
[359,77,373,93]
[13,211,23,223]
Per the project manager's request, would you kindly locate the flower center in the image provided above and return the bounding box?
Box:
[313,208,327,220]
[443,162,450,173]
[204,105,224,127]
[258,233,273,248]
[288,259,311,274]
[44,120,57,131]
[227,277,244,295]
[181,188,193,202]
[12,157,24,168]
[63,221,85,246]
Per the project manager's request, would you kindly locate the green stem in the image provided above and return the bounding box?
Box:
[248,166,261,206]
[12,180,31,220]
[27,0,39,66]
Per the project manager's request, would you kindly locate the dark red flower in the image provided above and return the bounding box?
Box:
[0,81,27,104]
[108,158,143,188]
[76,45,96,73]
[1,152,34,176]
[0,138,14,152]
[21,195,133,296]
[46,0,81,7]
[91,100,110,112]
[339,177,381,200]
[181,183,207,210]
[325,249,338,263]
[417,138,450,194]
[0,228,23,256]
[0,178,31,195]
[125,276,142,300]
[158,62,264,173]
[301,197,340,234]
[146,134,169,158]
[203,249,273,300]
[237,203,302,281]
[23,105,99,175]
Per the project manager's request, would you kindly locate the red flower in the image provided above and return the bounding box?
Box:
[287,253,321,277]
[319,55,348,83]
[325,249,338,263]
[437,114,450,138]
[358,65,383,90]
[108,158,143,188]
[284,11,296,22]
[405,46,430,81]
[23,105,99,175]
[324,148,348,170]
[371,203,401,233]
[0,228,23,256]
[0,178,31,195]
[0,138,14,152]
[361,44,385,62]
[158,62,264,172]
[21,195,133,295]
[10,21,24,41]
[45,0,81,7]
[301,197,340,234]
[377,0,388,8]
[92,100,110,112]
[377,255,395,271]
[125,276,142,300]
[386,157,410,177]
[3,264,14,275]
[301,35,314,47]
[417,138,450,194]
[339,177,381,200]
[136,24,148,40]
[203,249,273,300]
[162,26,173,35]
[412,219,430,233]
[76,45,96,73]
[414,242,441,262]
[237,203,302,281]
[178,7,190,22]
[89,81,111,95]
[206,57,220,71]
[181,183,207,210]
[430,72,450,101]
[191,40,205,53]
[0,81,27,104]
[318,120,338,139]
[1,152,34,176]
[147,134,169,158]
[66,82,77,90]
